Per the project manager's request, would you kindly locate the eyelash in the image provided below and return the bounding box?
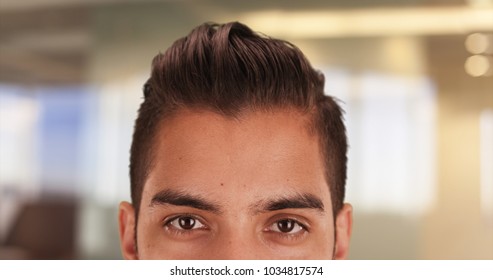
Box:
[264,218,309,242]
[163,214,208,235]
[162,215,310,242]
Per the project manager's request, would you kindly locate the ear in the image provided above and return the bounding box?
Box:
[333,203,353,260]
[118,201,138,260]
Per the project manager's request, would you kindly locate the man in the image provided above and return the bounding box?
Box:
[118,22,352,259]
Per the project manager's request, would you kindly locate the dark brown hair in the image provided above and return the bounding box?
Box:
[130,22,347,220]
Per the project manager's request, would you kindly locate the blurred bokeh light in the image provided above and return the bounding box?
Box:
[0,0,492,259]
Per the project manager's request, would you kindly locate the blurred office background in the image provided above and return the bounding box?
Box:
[0,0,492,259]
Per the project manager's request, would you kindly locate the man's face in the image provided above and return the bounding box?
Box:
[119,108,352,259]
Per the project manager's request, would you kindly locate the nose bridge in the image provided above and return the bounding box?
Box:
[210,222,260,260]
[213,234,256,260]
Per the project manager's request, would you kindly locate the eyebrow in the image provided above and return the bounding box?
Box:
[149,189,222,214]
[253,193,325,214]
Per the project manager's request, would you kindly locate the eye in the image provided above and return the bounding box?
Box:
[165,215,207,231]
[267,218,306,234]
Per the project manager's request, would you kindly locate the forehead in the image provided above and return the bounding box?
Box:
[144,108,331,210]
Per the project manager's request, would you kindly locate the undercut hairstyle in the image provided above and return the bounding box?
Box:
[130,21,347,221]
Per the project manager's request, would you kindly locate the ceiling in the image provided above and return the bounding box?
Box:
[0,0,491,85]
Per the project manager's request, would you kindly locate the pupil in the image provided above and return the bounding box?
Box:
[179,217,195,230]
[277,219,295,233]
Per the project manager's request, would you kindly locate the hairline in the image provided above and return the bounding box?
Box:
[134,104,327,219]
